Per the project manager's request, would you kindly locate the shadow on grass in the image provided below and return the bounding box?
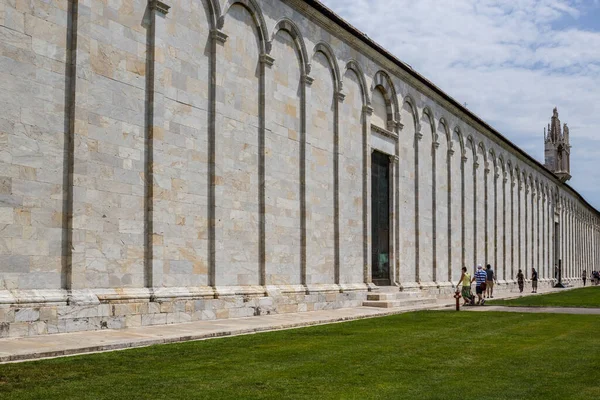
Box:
[1,311,599,400]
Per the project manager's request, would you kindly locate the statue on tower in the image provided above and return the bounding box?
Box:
[544,107,571,182]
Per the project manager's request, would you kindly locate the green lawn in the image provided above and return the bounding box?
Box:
[487,286,600,308]
[1,311,599,400]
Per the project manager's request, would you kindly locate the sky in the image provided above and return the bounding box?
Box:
[320,0,600,211]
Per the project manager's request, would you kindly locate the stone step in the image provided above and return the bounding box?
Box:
[366,293,397,301]
[367,290,433,301]
[362,297,438,309]
[374,286,401,293]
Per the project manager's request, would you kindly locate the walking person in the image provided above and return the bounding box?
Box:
[517,269,524,293]
[531,268,538,293]
[474,264,487,305]
[582,270,587,286]
[456,267,474,306]
[485,264,496,298]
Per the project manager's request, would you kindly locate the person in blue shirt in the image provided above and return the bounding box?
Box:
[473,264,487,305]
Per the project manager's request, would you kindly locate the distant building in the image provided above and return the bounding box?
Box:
[544,108,571,182]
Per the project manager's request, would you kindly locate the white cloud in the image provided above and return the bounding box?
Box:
[320,0,600,209]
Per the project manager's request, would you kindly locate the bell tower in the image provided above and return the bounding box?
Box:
[544,107,571,182]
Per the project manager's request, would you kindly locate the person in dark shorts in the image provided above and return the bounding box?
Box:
[485,264,496,298]
[517,269,524,293]
[531,268,538,293]
[474,264,487,305]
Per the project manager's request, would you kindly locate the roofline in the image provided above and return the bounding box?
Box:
[304,0,599,217]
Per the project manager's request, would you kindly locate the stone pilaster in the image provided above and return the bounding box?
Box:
[301,74,313,286]
[432,140,439,283]
[414,127,422,283]
[473,158,479,269]
[461,154,467,270]
[363,105,373,285]
[502,173,507,281]
[389,153,399,285]
[447,147,454,282]
[484,164,489,264]
[208,28,227,289]
[146,0,170,290]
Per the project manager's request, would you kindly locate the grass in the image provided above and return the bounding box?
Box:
[1,311,599,400]
[487,286,600,308]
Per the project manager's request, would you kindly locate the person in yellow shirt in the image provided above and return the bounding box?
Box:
[456,266,474,306]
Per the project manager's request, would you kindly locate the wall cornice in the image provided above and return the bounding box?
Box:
[289,0,599,217]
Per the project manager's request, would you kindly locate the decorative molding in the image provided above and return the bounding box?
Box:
[260,53,275,66]
[336,91,346,102]
[388,154,399,164]
[302,75,314,86]
[362,105,374,116]
[210,29,228,44]
[371,124,398,141]
[150,0,170,14]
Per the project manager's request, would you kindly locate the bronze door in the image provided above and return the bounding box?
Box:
[371,151,390,286]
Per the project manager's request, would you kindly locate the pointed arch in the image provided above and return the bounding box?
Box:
[528,173,534,188]
[453,126,465,155]
[438,117,451,144]
[344,60,370,106]
[270,18,310,76]
[204,0,221,28]
[219,0,269,53]
[422,107,436,141]
[489,148,497,169]
[498,154,505,174]
[402,94,420,130]
[313,42,342,93]
[466,135,476,158]
[478,142,487,165]
[516,166,522,185]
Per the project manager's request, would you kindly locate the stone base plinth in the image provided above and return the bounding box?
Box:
[0,280,586,338]
[0,285,368,338]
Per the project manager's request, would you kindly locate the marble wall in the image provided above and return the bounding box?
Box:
[0,0,599,337]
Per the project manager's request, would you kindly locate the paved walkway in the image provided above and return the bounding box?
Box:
[0,302,452,363]
[0,285,584,364]
[465,306,600,314]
